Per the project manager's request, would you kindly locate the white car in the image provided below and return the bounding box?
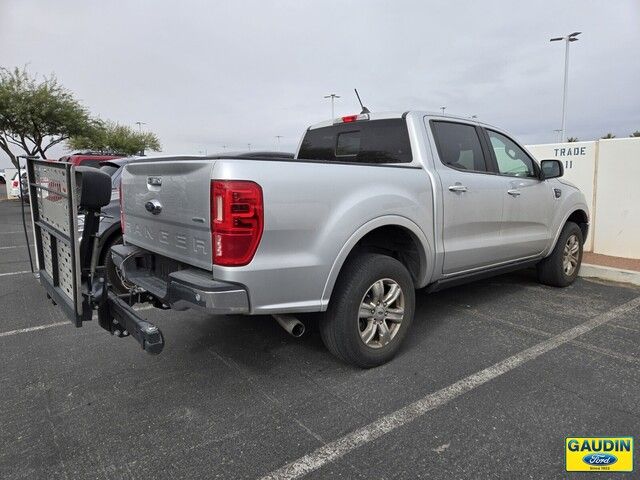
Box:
[8,172,28,198]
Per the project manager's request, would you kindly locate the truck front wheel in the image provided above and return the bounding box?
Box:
[537,221,583,287]
[320,253,415,368]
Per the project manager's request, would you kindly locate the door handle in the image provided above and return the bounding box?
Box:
[448,185,468,193]
[507,189,521,197]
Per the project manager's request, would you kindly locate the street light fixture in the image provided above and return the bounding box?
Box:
[440,106,446,115]
[275,135,283,151]
[553,129,563,143]
[324,93,340,119]
[550,31,581,142]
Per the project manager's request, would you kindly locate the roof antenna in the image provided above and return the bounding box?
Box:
[354,89,370,114]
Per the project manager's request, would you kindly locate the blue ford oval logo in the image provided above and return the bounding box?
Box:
[582,453,617,466]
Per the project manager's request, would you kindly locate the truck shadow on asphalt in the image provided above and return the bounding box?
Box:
[180,268,560,372]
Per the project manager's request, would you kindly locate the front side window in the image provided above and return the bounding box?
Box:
[431,121,488,172]
[487,130,536,177]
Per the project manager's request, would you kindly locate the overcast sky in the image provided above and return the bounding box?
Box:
[1,0,639,167]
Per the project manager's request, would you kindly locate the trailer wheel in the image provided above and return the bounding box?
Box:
[320,253,415,368]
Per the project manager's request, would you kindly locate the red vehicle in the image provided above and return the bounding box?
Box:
[58,153,125,168]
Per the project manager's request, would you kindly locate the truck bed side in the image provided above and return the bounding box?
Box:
[121,158,435,314]
[209,159,434,313]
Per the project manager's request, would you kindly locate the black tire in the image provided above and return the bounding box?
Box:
[103,234,130,294]
[537,221,583,287]
[319,253,415,368]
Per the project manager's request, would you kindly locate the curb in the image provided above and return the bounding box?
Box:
[579,263,640,287]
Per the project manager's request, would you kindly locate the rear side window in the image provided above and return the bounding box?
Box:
[431,121,488,172]
[298,119,412,163]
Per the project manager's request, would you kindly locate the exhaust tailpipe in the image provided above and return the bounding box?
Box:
[273,314,305,338]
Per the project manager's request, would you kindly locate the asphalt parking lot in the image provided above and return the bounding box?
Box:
[1,195,639,479]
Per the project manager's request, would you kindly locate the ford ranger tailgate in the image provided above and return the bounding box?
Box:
[121,159,213,270]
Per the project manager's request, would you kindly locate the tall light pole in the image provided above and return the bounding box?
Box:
[275,135,283,151]
[550,31,581,142]
[324,93,340,119]
[440,106,446,115]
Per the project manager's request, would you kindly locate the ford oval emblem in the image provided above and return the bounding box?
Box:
[582,453,617,466]
[145,199,162,215]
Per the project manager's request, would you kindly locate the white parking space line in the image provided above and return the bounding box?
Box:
[0,231,27,234]
[0,270,31,277]
[454,305,640,366]
[0,244,34,250]
[261,296,640,480]
[0,306,155,339]
[0,322,68,338]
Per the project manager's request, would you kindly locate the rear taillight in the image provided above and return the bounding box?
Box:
[119,179,124,233]
[210,180,263,266]
[12,180,18,188]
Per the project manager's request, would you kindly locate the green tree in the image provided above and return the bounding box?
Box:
[68,121,161,155]
[0,66,96,168]
[630,131,640,137]
[601,133,616,139]
[567,137,579,142]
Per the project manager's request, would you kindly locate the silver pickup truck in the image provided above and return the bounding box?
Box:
[27,111,589,367]
[107,111,589,367]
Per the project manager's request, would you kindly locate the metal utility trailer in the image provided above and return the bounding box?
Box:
[27,158,165,354]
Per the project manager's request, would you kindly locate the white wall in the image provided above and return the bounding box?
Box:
[527,137,640,259]
[592,138,640,259]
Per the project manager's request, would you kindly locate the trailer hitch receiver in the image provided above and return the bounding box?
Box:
[99,292,164,354]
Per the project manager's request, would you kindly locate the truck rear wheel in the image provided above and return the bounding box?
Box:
[104,234,133,294]
[536,221,583,287]
[320,253,415,368]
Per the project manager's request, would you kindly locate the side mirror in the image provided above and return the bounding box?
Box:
[540,159,564,180]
